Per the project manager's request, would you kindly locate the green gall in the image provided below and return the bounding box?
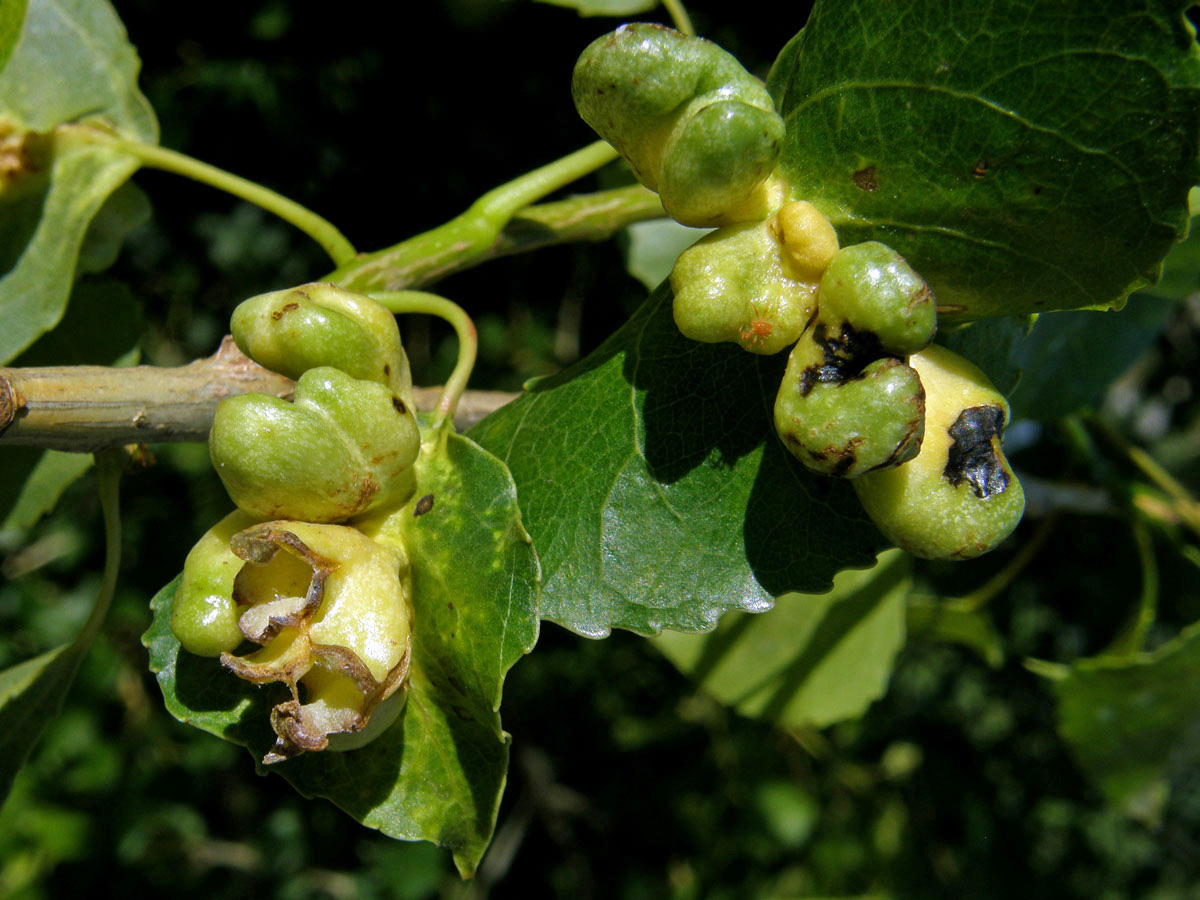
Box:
[231,282,414,405]
[170,510,261,657]
[572,23,784,227]
[658,100,786,226]
[220,520,413,763]
[775,332,925,476]
[670,218,818,355]
[209,366,420,523]
[818,242,937,357]
[853,344,1025,560]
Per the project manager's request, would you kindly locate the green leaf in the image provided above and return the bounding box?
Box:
[939,213,1200,419]
[0,280,142,533]
[941,297,1175,423]
[1039,621,1200,825]
[1,451,93,532]
[15,278,143,367]
[0,642,87,804]
[533,0,658,16]
[622,219,708,291]
[0,0,157,364]
[76,180,151,276]
[0,446,42,533]
[768,0,1200,317]
[0,0,27,72]
[1144,187,1200,300]
[144,429,540,877]
[654,550,909,728]
[906,596,1003,668]
[470,282,887,637]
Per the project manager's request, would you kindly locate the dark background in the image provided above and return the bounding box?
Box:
[3,2,1200,898]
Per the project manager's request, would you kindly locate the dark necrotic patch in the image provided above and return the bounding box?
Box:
[944,405,1009,498]
[798,322,884,396]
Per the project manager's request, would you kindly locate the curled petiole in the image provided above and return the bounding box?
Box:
[369,291,477,435]
[661,0,695,35]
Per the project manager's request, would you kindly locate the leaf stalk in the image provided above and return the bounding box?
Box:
[331,141,631,292]
[55,124,357,265]
[369,292,478,434]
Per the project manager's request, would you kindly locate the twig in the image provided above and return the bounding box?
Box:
[0,338,516,452]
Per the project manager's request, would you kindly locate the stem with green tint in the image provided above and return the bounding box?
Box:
[1087,414,1200,540]
[1104,521,1158,657]
[332,141,619,293]
[370,292,477,433]
[337,184,663,293]
[79,449,123,645]
[662,0,695,35]
[56,124,357,266]
[950,514,1057,613]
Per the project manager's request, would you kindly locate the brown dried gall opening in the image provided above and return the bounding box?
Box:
[909,283,934,313]
[391,395,407,415]
[219,522,412,764]
[230,526,335,633]
[262,641,412,763]
[944,405,1010,498]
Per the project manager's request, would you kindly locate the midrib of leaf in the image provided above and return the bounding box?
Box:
[406,674,481,809]
[50,1,131,114]
[0,0,156,138]
[770,0,1200,316]
[784,77,1153,211]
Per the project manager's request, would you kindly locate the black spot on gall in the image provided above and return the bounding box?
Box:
[944,405,1010,498]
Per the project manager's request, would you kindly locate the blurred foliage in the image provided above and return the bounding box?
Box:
[2,1,1200,898]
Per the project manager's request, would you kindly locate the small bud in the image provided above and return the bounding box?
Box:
[0,118,50,203]
[219,521,413,763]
[209,366,420,522]
[774,201,840,281]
